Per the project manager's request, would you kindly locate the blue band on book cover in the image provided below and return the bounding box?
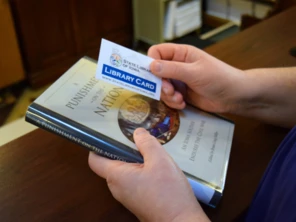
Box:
[26,103,143,163]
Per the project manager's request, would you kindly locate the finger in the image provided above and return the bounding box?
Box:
[161,80,187,109]
[148,43,199,62]
[133,128,168,163]
[162,90,184,105]
[161,92,186,110]
[162,79,174,96]
[88,152,124,179]
[171,79,187,98]
[150,60,196,84]
[147,44,163,60]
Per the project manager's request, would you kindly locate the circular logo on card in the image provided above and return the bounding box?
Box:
[110,53,122,67]
[118,95,180,145]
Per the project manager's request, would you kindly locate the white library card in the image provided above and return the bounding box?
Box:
[96,39,161,100]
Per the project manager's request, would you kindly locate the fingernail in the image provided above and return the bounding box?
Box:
[173,95,179,102]
[162,87,169,95]
[162,81,169,94]
[154,62,162,73]
[135,128,147,135]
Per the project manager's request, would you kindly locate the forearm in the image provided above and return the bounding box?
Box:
[232,67,296,128]
[169,208,210,222]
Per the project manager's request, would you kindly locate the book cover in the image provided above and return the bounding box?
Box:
[25,57,234,207]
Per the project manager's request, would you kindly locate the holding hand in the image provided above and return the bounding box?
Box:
[89,42,296,221]
[89,128,209,222]
[148,43,296,127]
[148,43,246,113]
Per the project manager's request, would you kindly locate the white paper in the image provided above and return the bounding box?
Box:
[96,39,161,100]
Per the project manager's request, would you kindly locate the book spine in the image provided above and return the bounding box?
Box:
[187,177,221,208]
[26,103,144,163]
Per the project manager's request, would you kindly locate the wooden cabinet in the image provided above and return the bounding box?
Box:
[71,0,133,58]
[10,0,133,88]
[0,0,25,89]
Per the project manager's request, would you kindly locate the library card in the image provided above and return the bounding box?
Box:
[96,39,161,100]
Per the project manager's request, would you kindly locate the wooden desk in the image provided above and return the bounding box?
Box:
[1,7,296,222]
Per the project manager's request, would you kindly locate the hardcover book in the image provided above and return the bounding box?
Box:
[25,57,234,207]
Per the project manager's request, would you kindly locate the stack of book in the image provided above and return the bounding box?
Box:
[164,0,202,40]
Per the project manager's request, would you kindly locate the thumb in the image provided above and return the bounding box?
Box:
[150,60,195,84]
[133,128,168,164]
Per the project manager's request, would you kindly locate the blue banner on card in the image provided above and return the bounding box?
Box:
[102,64,156,93]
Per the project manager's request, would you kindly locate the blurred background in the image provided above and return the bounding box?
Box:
[0,0,295,145]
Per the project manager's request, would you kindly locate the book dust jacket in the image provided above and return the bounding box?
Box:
[28,57,234,206]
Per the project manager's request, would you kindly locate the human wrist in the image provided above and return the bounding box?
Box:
[139,204,209,222]
[228,69,270,116]
[169,208,210,222]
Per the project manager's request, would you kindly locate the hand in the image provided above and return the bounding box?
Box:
[88,128,209,222]
[148,43,246,113]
